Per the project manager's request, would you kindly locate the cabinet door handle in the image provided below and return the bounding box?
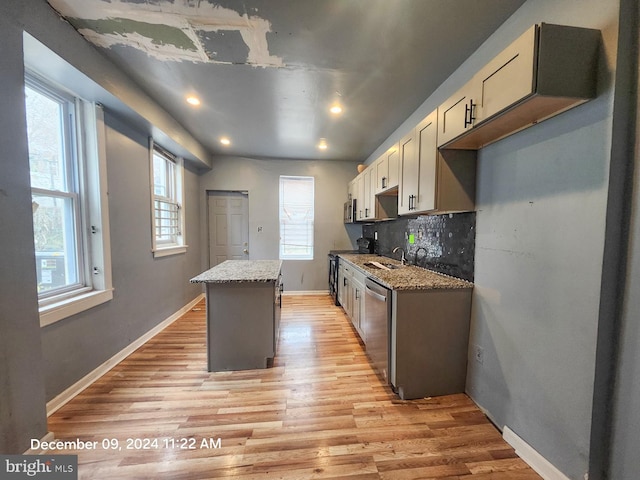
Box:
[381,176,387,189]
[464,99,476,128]
[365,208,369,217]
[355,289,359,300]
[408,194,416,211]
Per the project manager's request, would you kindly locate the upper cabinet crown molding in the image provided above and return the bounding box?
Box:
[438,23,601,150]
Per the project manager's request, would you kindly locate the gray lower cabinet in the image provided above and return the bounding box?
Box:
[390,288,473,400]
[340,261,366,341]
[350,269,366,341]
[338,262,351,318]
[338,257,473,400]
[205,279,281,371]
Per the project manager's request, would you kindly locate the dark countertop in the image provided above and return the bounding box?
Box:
[190,260,282,284]
[339,254,473,291]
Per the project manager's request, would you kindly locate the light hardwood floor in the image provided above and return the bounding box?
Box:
[47,294,541,479]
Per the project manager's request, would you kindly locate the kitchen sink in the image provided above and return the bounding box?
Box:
[364,261,404,270]
[383,264,403,269]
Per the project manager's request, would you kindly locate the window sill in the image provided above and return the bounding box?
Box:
[153,245,188,258]
[40,288,114,327]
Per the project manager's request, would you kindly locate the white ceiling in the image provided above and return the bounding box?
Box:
[46,0,526,162]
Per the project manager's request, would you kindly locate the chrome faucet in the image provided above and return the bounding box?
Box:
[414,246,427,266]
[392,246,406,265]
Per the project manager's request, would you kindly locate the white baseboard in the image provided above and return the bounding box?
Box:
[282,290,329,296]
[24,432,55,455]
[503,426,572,480]
[46,294,205,416]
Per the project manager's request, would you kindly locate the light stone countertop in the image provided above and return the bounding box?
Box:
[190,260,282,284]
[339,254,473,291]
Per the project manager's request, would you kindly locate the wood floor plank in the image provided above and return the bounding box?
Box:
[46,294,541,479]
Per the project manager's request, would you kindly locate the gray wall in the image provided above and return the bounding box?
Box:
[362,0,620,478]
[199,156,359,291]
[40,113,203,399]
[468,2,617,478]
[0,0,205,452]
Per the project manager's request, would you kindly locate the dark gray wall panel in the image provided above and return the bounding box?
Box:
[608,0,640,477]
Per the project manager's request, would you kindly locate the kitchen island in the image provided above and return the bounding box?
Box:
[190,260,283,372]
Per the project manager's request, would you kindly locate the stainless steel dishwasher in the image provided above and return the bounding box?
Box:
[364,277,391,384]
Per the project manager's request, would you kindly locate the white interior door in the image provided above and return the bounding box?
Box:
[207,191,249,267]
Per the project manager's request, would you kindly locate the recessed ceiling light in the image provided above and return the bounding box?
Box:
[329,104,343,115]
[317,139,328,150]
[186,95,201,106]
[220,137,231,146]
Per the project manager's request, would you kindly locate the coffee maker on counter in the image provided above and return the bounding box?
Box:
[356,237,375,254]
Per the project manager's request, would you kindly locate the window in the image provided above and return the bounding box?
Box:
[25,73,112,326]
[279,176,314,260]
[150,141,186,257]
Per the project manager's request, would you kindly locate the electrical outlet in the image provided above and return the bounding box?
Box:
[473,345,484,364]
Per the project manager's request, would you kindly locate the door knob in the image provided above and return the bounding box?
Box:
[243,249,249,254]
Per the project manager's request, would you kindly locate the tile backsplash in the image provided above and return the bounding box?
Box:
[362,212,475,282]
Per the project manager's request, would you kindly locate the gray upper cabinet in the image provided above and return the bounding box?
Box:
[414,111,439,213]
[375,144,400,194]
[437,81,477,148]
[386,146,399,190]
[398,129,417,215]
[353,167,377,221]
[400,109,476,216]
[438,23,600,150]
[473,24,537,124]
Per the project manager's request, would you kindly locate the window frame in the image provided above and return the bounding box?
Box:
[150,140,187,257]
[26,79,87,300]
[279,175,315,260]
[25,71,113,327]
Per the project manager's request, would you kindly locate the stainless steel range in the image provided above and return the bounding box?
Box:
[328,250,356,305]
[328,238,374,306]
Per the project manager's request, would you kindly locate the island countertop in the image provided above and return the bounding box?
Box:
[190,260,282,284]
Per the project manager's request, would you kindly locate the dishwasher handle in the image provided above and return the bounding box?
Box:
[365,280,388,302]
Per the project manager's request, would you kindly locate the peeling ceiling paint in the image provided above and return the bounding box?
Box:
[44,0,527,161]
[47,0,284,67]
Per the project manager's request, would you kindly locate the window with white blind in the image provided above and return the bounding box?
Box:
[279,176,314,260]
[150,142,186,257]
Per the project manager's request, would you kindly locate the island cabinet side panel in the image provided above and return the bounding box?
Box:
[392,288,472,400]
[205,281,276,371]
